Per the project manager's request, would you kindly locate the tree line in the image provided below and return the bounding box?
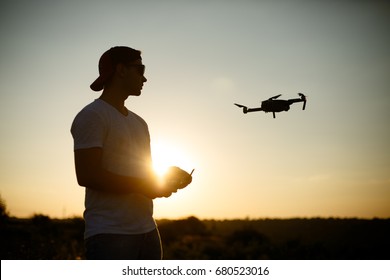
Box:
[1,214,389,259]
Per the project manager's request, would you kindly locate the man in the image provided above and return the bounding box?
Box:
[71,46,192,259]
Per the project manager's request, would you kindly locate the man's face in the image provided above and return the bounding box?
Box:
[122,59,147,96]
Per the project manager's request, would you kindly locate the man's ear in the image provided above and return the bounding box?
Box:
[115,63,127,78]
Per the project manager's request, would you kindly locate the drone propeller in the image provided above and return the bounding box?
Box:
[268,94,282,100]
[234,103,249,114]
[298,93,307,110]
[234,103,248,111]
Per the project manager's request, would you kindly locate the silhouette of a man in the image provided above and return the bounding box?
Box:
[71,46,192,259]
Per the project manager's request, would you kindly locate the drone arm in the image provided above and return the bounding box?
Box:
[287,98,303,104]
[246,107,264,113]
[287,98,307,110]
[235,103,264,114]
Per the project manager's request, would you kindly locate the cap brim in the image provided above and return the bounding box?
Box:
[90,76,105,92]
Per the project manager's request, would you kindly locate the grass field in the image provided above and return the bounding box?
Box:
[1,214,389,260]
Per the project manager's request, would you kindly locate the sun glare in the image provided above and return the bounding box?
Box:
[151,140,193,177]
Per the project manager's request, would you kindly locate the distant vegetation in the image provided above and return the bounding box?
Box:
[158,216,390,260]
[1,211,389,259]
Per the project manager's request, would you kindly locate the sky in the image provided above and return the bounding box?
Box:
[0,0,389,219]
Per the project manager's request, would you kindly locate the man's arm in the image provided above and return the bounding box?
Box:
[74,147,167,198]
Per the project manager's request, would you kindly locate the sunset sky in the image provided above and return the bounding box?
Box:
[1,0,389,219]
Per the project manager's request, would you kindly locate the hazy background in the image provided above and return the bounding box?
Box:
[1,0,389,219]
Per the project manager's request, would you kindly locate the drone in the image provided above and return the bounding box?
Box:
[234,93,307,118]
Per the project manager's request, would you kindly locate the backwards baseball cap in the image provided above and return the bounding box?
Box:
[90,46,142,91]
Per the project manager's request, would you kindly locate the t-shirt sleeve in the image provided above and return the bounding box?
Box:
[71,109,106,150]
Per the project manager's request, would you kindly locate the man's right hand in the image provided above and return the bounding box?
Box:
[144,166,193,199]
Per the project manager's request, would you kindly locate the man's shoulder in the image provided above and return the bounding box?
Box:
[80,99,105,112]
[72,100,108,129]
[75,99,110,119]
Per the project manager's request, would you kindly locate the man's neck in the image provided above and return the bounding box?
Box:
[99,90,128,116]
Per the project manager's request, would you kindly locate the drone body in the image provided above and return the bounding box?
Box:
[235,93,307,118]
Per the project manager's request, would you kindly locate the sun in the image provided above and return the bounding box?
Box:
[151,140,193,177]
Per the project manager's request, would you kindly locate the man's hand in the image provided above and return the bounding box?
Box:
[145,166,192,199]
[164,166,193,190]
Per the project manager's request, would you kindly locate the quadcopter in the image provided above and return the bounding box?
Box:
[234,93,307,118]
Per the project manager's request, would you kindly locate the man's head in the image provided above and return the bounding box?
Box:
[90,46,146,96]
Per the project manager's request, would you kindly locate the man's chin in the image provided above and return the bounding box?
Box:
[128,91,142,97]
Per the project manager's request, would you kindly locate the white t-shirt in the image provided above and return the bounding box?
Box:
[71,99,156,239]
